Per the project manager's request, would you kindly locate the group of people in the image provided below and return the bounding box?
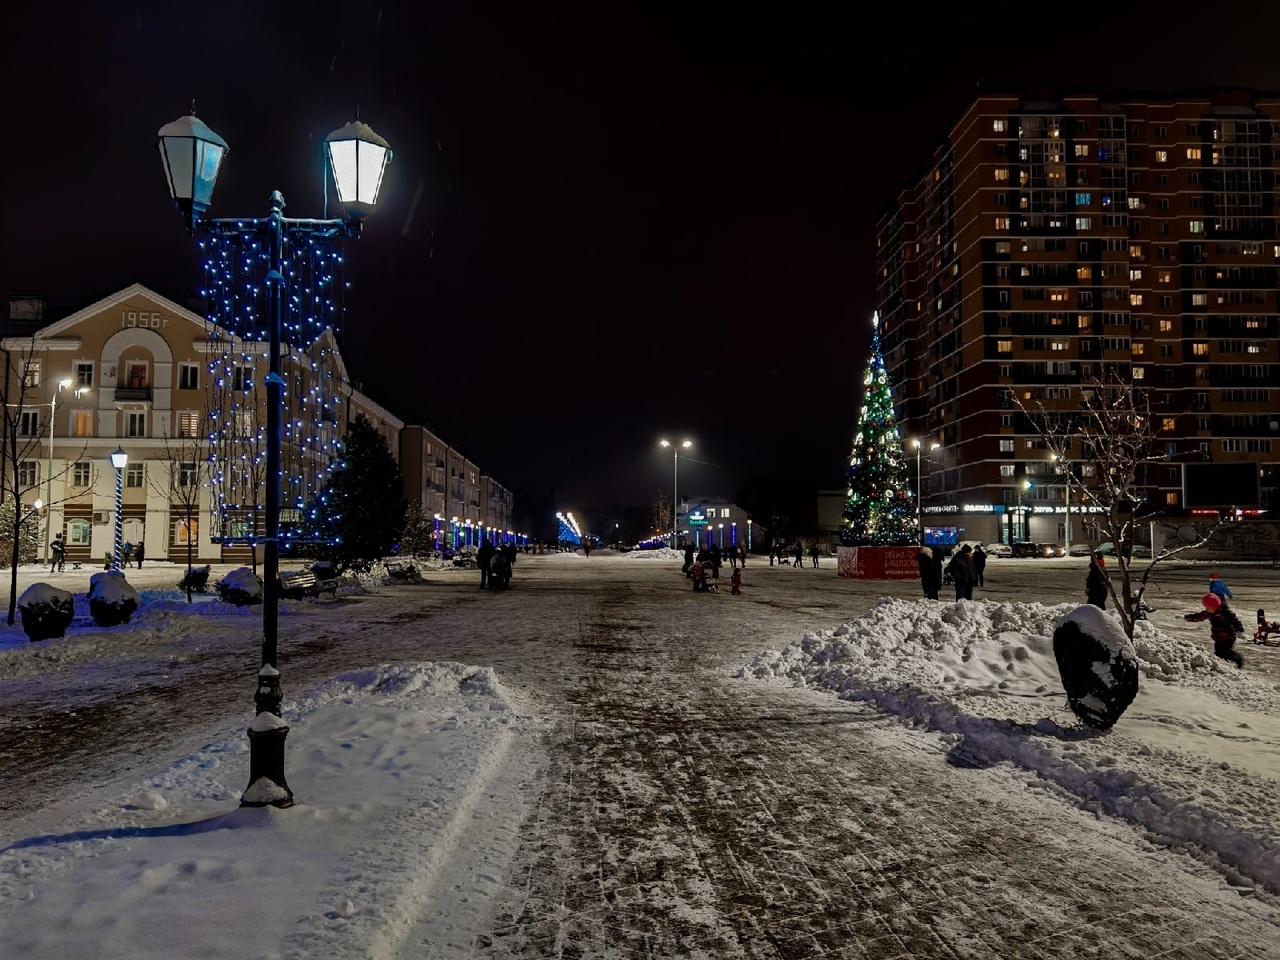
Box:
[475,538,518,588]
[768,543,823,568]
[682,543,746,594]
[916,544,987,601]
[51,533,146,573]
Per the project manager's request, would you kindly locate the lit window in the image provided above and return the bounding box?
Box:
[1075,192,1091,205]
[1162,418,1177,432]
[995,217,1010,230]
[1075,217,1091,229]
[1191,293,1207,306]
[1075,143,1089,157]
[1159,319,1173,332]
[73,461,91,487]
[1157,270,1171,283]
[1130,294,1143,306]
[997,340,1013,353]
[1189,221,1204,234]
[1192,342,1209,356]
[1133,367,1145,379]
[1077,266,1092,279]
[1186,147,1201,160]
[74,411,93,437]
[993,119,1006,132]
[1155,150,1168,162]
[69,518,91,545]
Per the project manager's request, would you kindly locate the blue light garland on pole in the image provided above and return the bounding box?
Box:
[157,109,392,809]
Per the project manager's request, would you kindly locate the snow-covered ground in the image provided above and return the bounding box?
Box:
[0,552,1277,958]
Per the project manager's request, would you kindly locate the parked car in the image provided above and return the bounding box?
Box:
[985,542,1012,558]
[1011,541,1063,559]
[1067,543,1094,557]
[1130,544,1152,558]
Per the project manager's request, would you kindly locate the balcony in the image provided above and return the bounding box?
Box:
[114,386,153,402]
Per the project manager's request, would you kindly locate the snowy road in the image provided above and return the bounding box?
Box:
[2,554,1279,958]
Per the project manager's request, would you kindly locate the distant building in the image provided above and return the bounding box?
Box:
[1,285,513,564]
[877,85,1280,545]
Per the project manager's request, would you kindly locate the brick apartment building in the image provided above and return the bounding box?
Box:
[876,85,1280,546]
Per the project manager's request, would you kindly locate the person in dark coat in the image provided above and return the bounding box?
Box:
[793,543,804,568]
[501,542,516,580]
[1086,553,1109,609]
[476,538,495,589]
[808,543,820,568]
[134,540,145,569]
[917,546,940,600]
[683,544,695,577]
[946,545,977,601]
[972,546,987,587]
[50,533,66,574]
[1185,592,1245,668]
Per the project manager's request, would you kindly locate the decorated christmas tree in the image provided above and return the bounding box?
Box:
[841,313,917,546]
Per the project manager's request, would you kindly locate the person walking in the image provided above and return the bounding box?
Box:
[972,545,987,587]
[50,533,65,574]
[730,567,742,596]
[946,545,977,601]
[793,542,804,568]
[917,546,940,600]
[683,544,695,578]
[476,538,495,589]
[134,540,145,569]
[808,543,820,569]
[1208,573,1233,602]
[1086,553,1109,609]
[738,544,747,568]
[122,541,134,569]
[1185,593,1245,668]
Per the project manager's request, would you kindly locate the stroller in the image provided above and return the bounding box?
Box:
[691,561,718,593]
[488,551,511,589]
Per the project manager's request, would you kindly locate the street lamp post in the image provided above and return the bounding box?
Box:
[659,439,691,549]
[109,447,128,570]
[158,108,392,809]
[1054,453,1072,555]
[912,439,940,545]
[41,379,74,563]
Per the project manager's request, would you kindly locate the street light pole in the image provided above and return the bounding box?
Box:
[659,439,691,549]
[109,447,128,570]
[913,439,940,545]
[158,109,392,810]
[42,379,73,563]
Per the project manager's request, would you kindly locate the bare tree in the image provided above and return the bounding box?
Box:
[1017,370,1226,639]
[149,415,213,602]
[650,491,671,544]
[0,340,88,624]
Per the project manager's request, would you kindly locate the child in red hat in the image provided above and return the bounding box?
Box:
[1185,592,1245,667]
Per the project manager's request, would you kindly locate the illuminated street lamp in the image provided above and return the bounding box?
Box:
[108,447,128,570]
[158,108,392,809]
[40,379,88,563]
[912,439,939,545]
[659,438,691,548]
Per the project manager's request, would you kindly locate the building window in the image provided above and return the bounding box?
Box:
[997,340,1013,353]
[999,439,1014,453]
[993,119,1006,133]
[73,461,91,487]
[1159,295,1172,308]
[68,518,91,545]
[175,518,199,546]
[177,411,202,438]
[179,364,200,390]
[23,360,41,387]
[1222,439,1242,453]
[18,461,38,488]
[1191,293,1207,306]
[1192,342,1209,356]
[1155,149,1168,162]
[1162,418,1177,432]
[1129,294,1143,306]
[178,462,198,487]
[995,216,1010,230]
[1157,270,1171,283]
[1187,147,1201,160]
[19,410,40,437]
[74,411,93,437]
[1159,319,1173,332]
[1075,217,1091,229]
[994,168,1008,181]
[1189,220,1204,234]
[233,366,253,391]
[125,462,144,488]
[126,412,146,438]
[75,362,94,388]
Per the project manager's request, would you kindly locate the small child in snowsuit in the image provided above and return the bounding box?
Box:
[1185,592,1244,668]
[1208,573,1232,601]
[730,568,742,595]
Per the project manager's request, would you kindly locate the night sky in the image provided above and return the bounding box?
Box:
[6,3,1279,529]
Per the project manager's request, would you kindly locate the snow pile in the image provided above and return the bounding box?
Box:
[621,546,684,562]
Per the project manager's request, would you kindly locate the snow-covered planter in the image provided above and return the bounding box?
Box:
[1052,605,1139,731]
[88,571,140,627]
[217,567,263,606]
[178,564,212,592]
[18,582,75,641]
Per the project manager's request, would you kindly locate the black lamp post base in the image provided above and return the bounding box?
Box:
[242,668,294,808]
[242,724,294,808]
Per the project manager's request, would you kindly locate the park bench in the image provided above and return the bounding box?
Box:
[384,560,419,581]
[279,566,339,600]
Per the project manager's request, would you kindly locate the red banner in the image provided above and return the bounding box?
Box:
[837,546,920,580]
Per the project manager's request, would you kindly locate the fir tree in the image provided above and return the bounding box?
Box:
[841,314,917,546]
[302,415,408,574]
